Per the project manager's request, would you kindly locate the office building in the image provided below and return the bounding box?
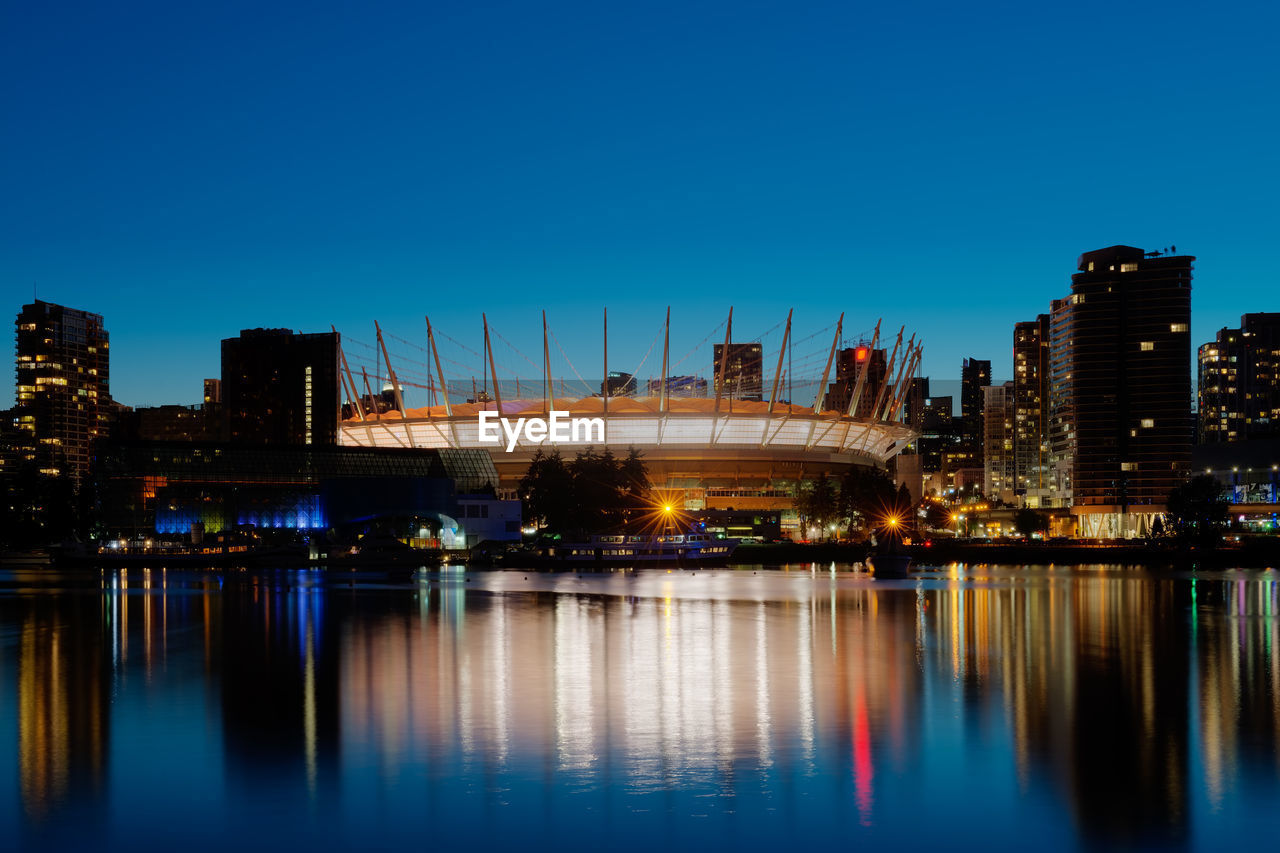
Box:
[917,395,955,474]
[903,376,929,431]
[712,342,764,402]
[14,301,110,482]
[824,345,887,418]
[1065,246,1193,537]
[1198,313,1280,443]
[961,358,991,466]
[983,382,1015,503]
[222,329,340,446]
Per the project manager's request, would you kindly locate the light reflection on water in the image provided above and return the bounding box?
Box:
[2,565,1280,850]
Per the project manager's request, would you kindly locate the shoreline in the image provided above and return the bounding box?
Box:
[5,539,1280,572]
[729,539,1280,569]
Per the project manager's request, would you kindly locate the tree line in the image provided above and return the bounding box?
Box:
[793,466,914,541]
[518,447,650,535]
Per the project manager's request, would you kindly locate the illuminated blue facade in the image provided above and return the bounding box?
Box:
[103,442,498,538]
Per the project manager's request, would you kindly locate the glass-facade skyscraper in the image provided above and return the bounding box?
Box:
[14,300,110,483]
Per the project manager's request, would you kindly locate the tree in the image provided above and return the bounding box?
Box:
[797,473,840,539]
[921,499,952,531]
[1166,474,1228,547]
[518,446,650,535]
[0,459,79,548]
[519,449,575,533]
[619,447,649,517]
[1014,507,1049,537]
[838,465,896,538]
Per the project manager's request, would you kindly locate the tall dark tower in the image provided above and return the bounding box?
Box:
[14,301,110,483]
[1068,246,1193,537]
[961,357,991,466]
[712,343,764,402]
[825,345,887,418]
[221,329,340,446]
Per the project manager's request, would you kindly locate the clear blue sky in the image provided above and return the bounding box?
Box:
[3,0,1277,409]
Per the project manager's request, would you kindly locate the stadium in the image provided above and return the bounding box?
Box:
[336,310,921,534]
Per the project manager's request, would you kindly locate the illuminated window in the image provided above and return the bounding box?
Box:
[1120,263,1138,272]
[1140,341,1154,351]
[1141,418,1154,428]
[1171,323,1189,333]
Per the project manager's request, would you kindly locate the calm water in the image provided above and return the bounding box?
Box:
[2,564,1280,851]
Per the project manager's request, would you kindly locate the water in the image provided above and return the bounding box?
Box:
[2,564,1279,851]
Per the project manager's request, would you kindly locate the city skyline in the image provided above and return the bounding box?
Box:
[6,3,1280,849]
[4,0,1278,409]
[4,278,1268,413]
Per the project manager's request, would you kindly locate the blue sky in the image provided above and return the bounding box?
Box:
[3,0,1277,408]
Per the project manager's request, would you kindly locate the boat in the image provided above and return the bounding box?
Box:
[533,531,739,567]
[867,552,913,578]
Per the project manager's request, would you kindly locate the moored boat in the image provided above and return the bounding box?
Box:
[868,552,913,578]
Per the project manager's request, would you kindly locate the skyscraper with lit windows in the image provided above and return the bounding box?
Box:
[13,300,110,483]
[1065,246,1193,537]
[1198,313,1280,443]
[1013,315,1050,506]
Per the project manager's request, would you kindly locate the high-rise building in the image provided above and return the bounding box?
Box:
[961,358,991,465]
[983,382,1014,503]
[917,395,955,474]
[1013,315,1050,506]
[221,329,339,446]
[203,378,222,404]
[601,371,637,397]
[903,376,930,431]
[1047,297,1076,508]
[824,346,887,417]
[712,343,764,402]
[1065,246,1193,537]
[14,301,110,482]
[1198,313,1280,443]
